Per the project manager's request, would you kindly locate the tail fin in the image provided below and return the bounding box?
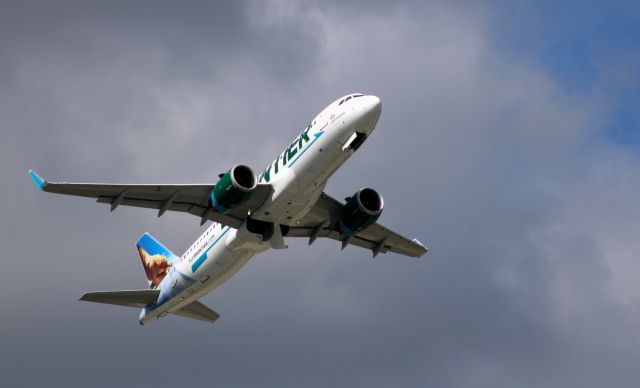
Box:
[136,233,178,289]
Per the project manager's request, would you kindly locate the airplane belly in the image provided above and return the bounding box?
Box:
[145,247,255,322]
[264,186,325,225]
[199,249,254,294]
[259,137,351,224]
[296,143,349,193]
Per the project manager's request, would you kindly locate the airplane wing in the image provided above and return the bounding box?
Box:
[28,170,271,228]
[28,170,426,257]
[285,192,428,258]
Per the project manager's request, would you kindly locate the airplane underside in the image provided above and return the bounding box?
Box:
[30,93,427,325]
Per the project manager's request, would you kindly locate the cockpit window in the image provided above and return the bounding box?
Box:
[339,94,364,105]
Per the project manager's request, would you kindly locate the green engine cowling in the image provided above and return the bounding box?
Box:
[338,188,384,236]
[211,165,258,213]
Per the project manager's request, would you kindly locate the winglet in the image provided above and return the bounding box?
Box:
[412,238,426,249]
[412,238,429,257]
[28,169,47,190]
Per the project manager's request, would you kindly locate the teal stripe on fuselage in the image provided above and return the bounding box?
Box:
[191,227,230,273]
[288,131,324,167]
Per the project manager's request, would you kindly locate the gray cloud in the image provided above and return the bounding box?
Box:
[2,1,639,387]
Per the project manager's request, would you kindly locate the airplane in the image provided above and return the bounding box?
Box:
[29,93,428,325]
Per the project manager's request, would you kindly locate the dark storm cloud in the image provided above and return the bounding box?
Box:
[2,1,640,387]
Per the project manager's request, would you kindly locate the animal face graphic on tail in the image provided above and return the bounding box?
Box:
[136,233,177,288]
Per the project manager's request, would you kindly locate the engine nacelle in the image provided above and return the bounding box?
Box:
[338,187,384,236]
[211,164,258,213]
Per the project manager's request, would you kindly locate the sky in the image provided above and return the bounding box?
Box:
[1,0,640,386]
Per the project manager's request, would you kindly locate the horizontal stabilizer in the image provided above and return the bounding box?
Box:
[171,300,220,324]
[79,289,160,308]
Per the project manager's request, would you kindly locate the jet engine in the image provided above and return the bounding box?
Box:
[338,187,384,236]
[211,164,258,213]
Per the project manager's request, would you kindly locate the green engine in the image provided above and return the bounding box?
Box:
[211,165,257,213]
[338,188,384,236]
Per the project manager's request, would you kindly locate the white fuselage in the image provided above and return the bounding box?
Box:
[140,94,381,324]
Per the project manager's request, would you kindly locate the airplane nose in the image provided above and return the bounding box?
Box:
[352,95,382,134]
[363,95,381,122]
[366,95,381,115]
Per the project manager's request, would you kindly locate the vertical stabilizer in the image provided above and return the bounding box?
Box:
[136,233,178,289]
